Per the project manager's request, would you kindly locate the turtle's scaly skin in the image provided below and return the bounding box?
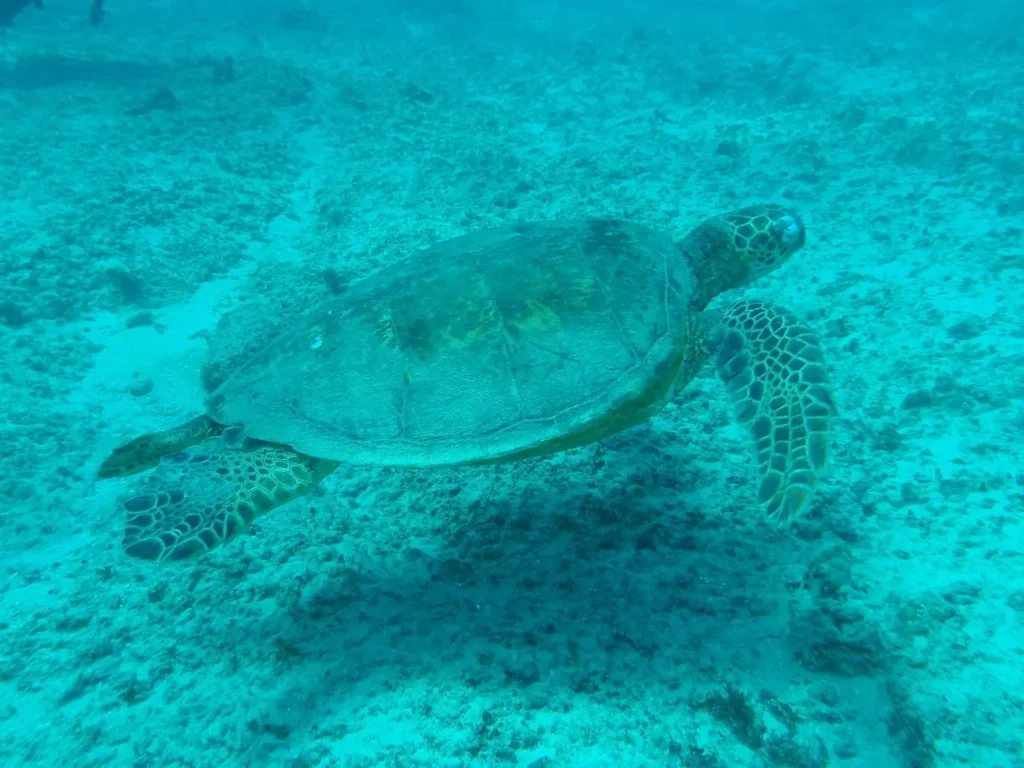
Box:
[98,415,222,479]
[117,445,338,562]
[99,204,835,563]
[713,300,834,523]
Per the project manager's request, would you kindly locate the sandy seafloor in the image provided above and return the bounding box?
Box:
[1,0,1023,766]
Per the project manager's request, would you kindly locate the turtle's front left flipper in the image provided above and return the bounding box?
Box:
[711,300,836,524]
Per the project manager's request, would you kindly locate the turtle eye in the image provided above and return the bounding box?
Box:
[739,209,806,281]
[774,213,806,254]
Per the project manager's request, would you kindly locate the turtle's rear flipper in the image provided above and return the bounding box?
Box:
[712,300,836,524]
[97,415,223,479]
[118,440,339,563]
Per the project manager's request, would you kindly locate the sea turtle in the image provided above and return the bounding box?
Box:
[97,204,836,563]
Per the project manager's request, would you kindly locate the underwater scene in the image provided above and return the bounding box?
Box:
[1,0,1022,765]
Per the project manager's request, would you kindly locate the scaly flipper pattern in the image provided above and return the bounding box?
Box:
[118,441,339,563]
[97,415,223,479]
[712,300,835,523]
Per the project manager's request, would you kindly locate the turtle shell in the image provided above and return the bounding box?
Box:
[205,219,696,466]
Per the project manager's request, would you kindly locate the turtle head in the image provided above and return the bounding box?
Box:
[731,204,806,281]
[682,204,806,308]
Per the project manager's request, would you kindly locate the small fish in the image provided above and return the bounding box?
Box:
[0,0,44,28]
[88,0,104,27]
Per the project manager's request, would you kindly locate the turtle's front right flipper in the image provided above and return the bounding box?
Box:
[118,441,339,563]
[712,300,836,524]
[97,414,223,479]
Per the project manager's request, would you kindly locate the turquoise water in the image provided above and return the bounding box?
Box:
[1,1,1023,765]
